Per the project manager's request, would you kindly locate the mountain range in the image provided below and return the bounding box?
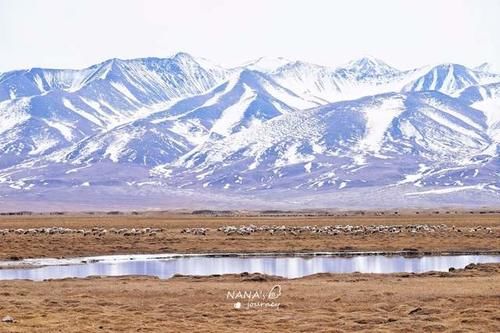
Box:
[0,53,499,210]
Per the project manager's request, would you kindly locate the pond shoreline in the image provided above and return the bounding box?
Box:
[2,249,500,269]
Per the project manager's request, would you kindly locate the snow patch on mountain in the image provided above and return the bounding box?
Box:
[472,99,500,142]
[62,97,104,127]
[459,82,500,143]
[211,84,257,136]
[358,95,405,154]
[405,184,486,196]
[42,119,76,141]
[0,98,30,135]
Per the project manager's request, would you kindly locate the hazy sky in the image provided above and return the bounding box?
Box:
[1,0,499,72]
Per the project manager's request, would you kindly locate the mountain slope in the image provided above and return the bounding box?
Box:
[459,82,500,143]
[0,95,101,168]
[152,91,493,192]
[53,69,321,167]
[0,53,229,168]
[157,69,320,138]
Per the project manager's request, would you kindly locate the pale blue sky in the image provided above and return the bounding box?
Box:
[1,0,499,72]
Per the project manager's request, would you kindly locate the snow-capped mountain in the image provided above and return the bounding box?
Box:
[341,56,401,79]
[401,63,500,96]
[154,91,492,190]
[52,69,320,167]
[0,53,227,103]
[267,57,430,103]
[0,53,228,168]
[0,53,499,210]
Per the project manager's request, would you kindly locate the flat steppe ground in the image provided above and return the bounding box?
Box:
[0,212,499,259]
[0,212,499,332]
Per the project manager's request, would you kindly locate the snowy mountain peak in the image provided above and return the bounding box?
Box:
[241,57,293,73]
[171,52,208,68]
[474,62,500,74]
[342,56,400,77]
[346,55,384,66]
[86,58,122,81]
[172,51,195,60]
[402,63,481,96]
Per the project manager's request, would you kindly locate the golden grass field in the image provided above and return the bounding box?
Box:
[0,212,498,332]
[0,212,499,259]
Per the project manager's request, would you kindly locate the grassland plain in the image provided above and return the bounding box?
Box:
[0,211,498,332]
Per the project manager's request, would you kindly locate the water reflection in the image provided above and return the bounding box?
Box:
[0,255,498,281]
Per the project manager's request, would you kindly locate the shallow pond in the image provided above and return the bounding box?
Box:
[0,253,498,281]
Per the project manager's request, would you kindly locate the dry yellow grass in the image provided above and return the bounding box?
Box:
[0,213,498,332]
[0,213,498,259]
[0,264,498,332]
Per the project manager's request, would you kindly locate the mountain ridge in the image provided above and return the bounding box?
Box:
[1,53,499,209]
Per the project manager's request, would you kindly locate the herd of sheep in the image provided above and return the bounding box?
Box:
[0,224,493,237]
[186,224,494,236]
[0,227,163,237]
